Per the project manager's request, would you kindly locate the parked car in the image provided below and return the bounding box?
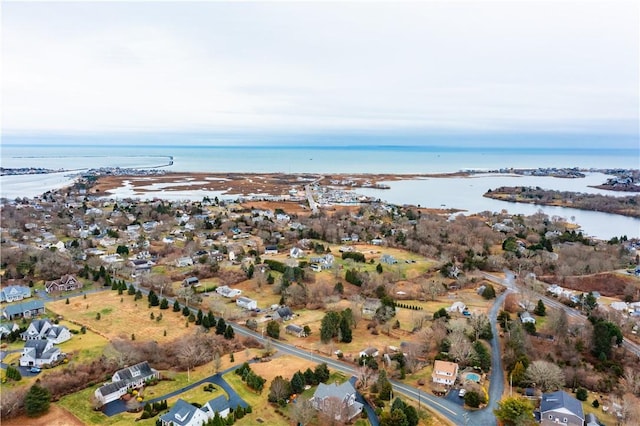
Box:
[458,389,466,397]
[30,367,41,373]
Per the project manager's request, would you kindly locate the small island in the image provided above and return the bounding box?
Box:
[483,186,640,218]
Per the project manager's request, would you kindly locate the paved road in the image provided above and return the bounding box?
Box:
[481,271,640,359]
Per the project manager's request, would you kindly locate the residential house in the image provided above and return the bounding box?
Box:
[272,306,294,321]
[2,300,46,320]
[201,395,232,419]
[129,259,154,276]
[538,390,584,426]
[311,381,363,422]
[309,254,335,269]
[264,245,278,255]
[0,322,19,338]
[45,275,83,293]
[216,286,242,298]
[290,247,304,258]
[370,238,384,246]
[176,257,194,267]
[359,347,379,358]
[610,301,628,312]
[362,298,382,318]
[520,312,536,324]
[380,254,397,264]
[21,319,71,344]
[585,413,600,426]
[236,297,258,310]
[285,324,307,337]
[19,339,62,367]
[211,252,225,262]
[447,301,467,314]
[94,361,160,406]
[0,285,32,303]
[432,360,459,386]
[182,277,200,288]
[159,399,210,426]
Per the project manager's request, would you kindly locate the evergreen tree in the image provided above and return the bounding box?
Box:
[266,320,280,339]
[291,371,305,394]
[216,318,227,335]
[303,368,317,385]
[533,299,546,316]
[224,325,235,340]
[159,298,169,310]
[196,309,204,325]
[314,363,330,383]
[339,314,352,343]
[24,384,51,417]
[128,284,136,295]
[173,300,181,312]
[182,306,190,317]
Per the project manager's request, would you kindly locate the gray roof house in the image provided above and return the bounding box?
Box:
[19,339,61,367]
[236,296,257,310]
[311,381,363,422]
[272,306,294,321]
[21,319,71,344]
[539,390,584,426]
[2,300,45,321]
[0,285,32,303]
[182,276,200,287]
[201,395,232,419]
[159,399,209,426]
[45,275,83,293]
[94,361,160,406]
[285,324,307,338]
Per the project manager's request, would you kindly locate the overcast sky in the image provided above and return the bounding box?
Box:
[2,1,638,146]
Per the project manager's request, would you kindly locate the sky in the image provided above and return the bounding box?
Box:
[1,1,639,147]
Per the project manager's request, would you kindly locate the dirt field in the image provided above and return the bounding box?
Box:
[541,272,639,297]
[2,405,84,426]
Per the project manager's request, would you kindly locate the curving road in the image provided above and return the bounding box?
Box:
[481,271,640,359]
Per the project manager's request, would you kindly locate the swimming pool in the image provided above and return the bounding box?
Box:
[464,372,481,382]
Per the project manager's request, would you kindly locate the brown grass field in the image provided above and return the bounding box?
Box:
[47,291,196,342]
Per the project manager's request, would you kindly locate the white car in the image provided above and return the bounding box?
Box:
[458,389,466,397]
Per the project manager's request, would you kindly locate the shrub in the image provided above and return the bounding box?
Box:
[576,388,588,401]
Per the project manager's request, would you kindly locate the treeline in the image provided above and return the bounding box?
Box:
[484,186,640,218]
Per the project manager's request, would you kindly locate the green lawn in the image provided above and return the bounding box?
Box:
[223,372,288,426]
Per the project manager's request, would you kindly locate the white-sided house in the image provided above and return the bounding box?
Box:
[236,297,257,310]
[159,399,210,426]
[432,360,459,386]
[311,381,363,422]
[0,322,19,338]
[201,395,232,419]
[21,319,71,344]
[447,301,467,314]
[176,257,194,267]
[264,245,278,255]
[20,339,61,367]
[359,347,379,358]
[520,312,536,324]
[216,286,242,298]
[45,274,83,293]
[0,285,32,303]
[610,301,629,312]
[539,390,584,426]
[94,361,160,406]
[285,324,307,338]
[2,300,45,321]
[290,247,304,258]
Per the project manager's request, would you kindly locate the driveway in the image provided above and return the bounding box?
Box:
[103,362,250,416]
[349,376,379,426]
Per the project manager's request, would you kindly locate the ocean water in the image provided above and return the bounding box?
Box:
[1,143,638,239]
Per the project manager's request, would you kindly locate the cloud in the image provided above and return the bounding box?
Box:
[1,1,638,138]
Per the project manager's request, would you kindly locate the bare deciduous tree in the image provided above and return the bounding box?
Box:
[448,330,473,366]
[355,365,378,390]
[290,397,316,426]
[525,360,565,392]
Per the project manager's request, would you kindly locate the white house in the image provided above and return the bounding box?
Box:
[290,247,304,258]
[432,360,459,386]
[160,396,234,426]
[264,245,278,255]
[359,347,379,358]
[159,399,210,426]
[236,297,257,310]
[447,301,467,313]
[20,339,62,367]
[520,311,536,324]
[21,319,71,344]
[176,257,194,267]
[610,301,629,312]
[216,286,242,298]
[94,361,160,406]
